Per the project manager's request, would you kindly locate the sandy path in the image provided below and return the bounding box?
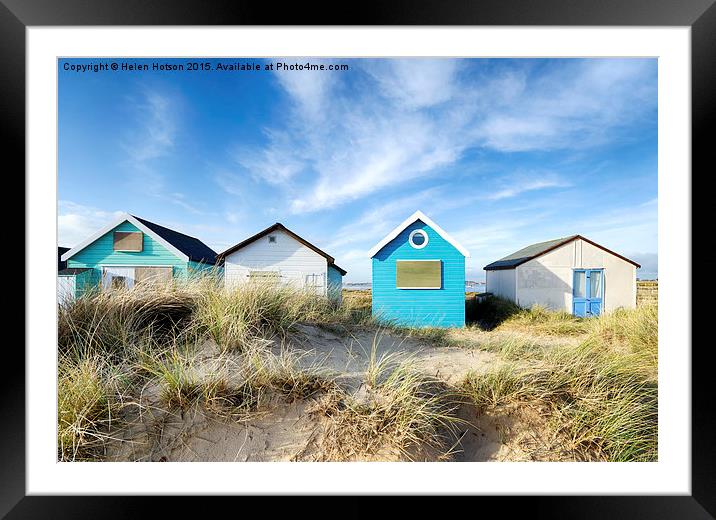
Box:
[289,324,498,389]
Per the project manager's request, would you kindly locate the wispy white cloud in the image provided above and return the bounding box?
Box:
[166,192,207,215]
[123,89,177,165]
[450,192,657,282]
[573,199,657,254]
[214,170,245,197]
[487,173,571,201]
[272,58,340,122]
[220,59,655,215]
[324,171,571,276]
[325,187,443,252]
[290,114,462,213]
[364,59,461,109]
[232,130,306,186]
[58,201,125,247]
[119,88,214,216]
[476,59,656,152]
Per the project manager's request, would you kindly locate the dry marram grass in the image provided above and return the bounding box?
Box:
[57,280,657,462]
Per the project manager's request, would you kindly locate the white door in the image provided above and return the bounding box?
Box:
[58,276,76,304]
[102,267,136,290]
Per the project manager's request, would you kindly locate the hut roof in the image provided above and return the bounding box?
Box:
[368,210,470,258]
[484,235,640,270]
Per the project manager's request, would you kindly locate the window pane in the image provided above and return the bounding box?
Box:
[249,271,279,279]
[396,261,441,289]
[409,230,428,248]
[590,271,603,298]
[574,271,586,298]
[111,276,127,290]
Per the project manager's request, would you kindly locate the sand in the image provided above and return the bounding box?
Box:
[105,324,573,462]
[289,324,498,389]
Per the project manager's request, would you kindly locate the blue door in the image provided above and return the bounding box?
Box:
[572,269,604,317]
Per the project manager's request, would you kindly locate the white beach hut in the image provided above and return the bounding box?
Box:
[484,235,641,317]
[217,223,346,301]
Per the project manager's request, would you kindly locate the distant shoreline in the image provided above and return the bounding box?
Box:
[344,279,657,292]
[344,281,488,292]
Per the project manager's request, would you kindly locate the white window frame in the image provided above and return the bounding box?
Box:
[408,229,429,249]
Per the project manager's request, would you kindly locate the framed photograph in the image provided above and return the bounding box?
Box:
[7,0,713,514]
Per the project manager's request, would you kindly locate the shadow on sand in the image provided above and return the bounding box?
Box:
[465,294,522,331]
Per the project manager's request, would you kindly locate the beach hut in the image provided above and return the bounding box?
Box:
[368,211,470,328]
[58,213,218,300]
[484,235,641,317]
[217,223,347,301]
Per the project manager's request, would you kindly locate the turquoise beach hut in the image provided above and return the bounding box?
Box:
[58,213,218,301]
[368,211,470,328]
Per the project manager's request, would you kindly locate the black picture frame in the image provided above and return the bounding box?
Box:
[5,0,713,515]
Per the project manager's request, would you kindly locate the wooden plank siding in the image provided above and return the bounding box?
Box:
[372,220,465,328]
[66,221,189,291]
[223,229,328,294]
[327,264,343,302]
[68,221,186,268]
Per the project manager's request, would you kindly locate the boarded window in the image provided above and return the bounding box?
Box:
[113,231,143,252]
[135,267,173,285]
[249,271,280,280]
[396,260,441,289]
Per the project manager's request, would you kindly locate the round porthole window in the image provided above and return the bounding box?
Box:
[409,229,429,249]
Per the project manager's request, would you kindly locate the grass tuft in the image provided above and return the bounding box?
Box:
[471,295,588,335]
[311,338,461,461]
[191,280,362,351]
[58,282,196,362]
[249,345,337,401]
[138,347,203,409]
[58,355,117,461]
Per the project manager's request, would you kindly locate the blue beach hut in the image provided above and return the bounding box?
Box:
[368,211,470,328]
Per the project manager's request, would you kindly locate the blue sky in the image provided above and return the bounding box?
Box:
[58,58,658,281]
